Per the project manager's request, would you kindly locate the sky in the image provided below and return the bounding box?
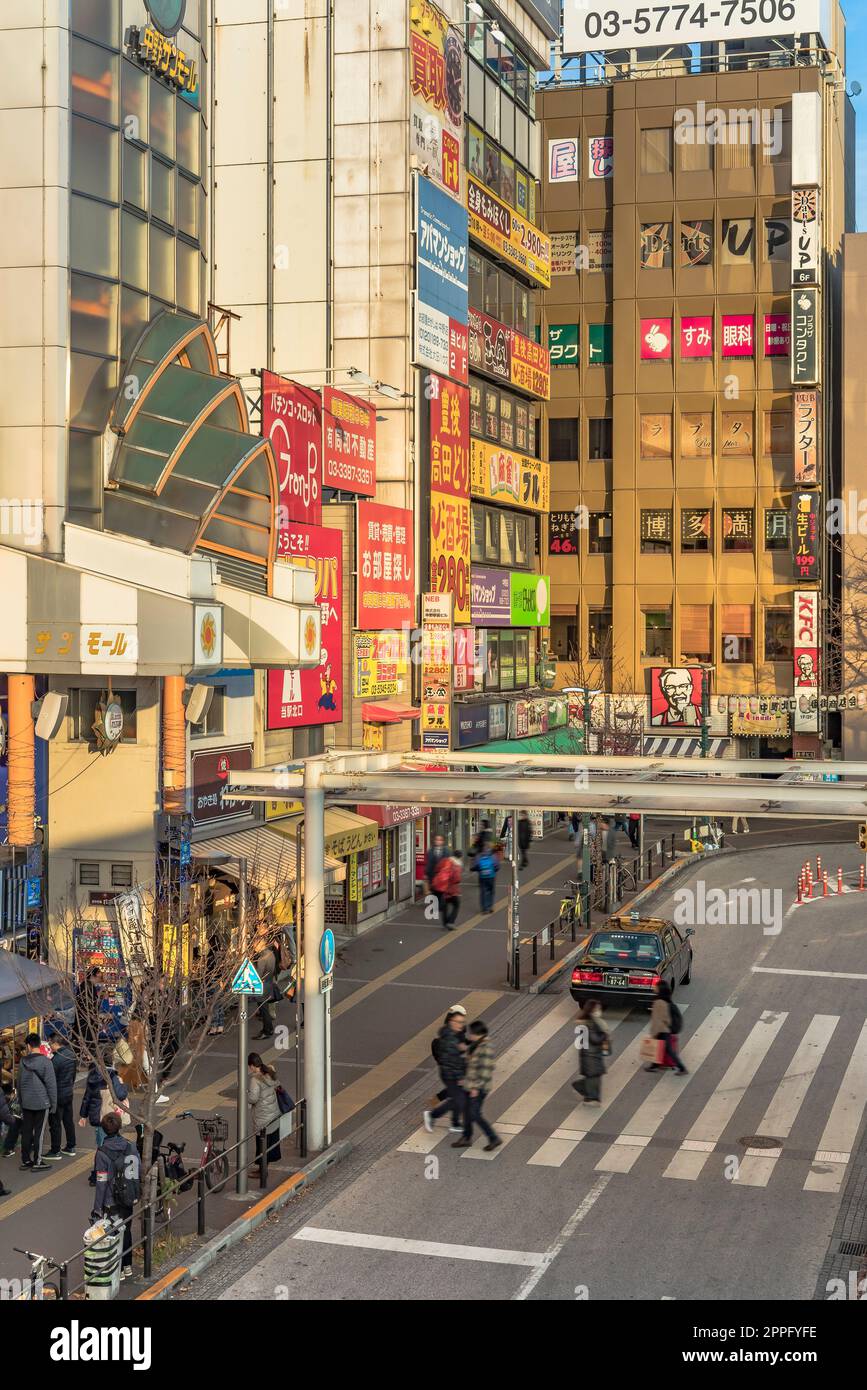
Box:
[844,2,866,230]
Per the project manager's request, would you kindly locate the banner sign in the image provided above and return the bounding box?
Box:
[470,438,550,513]
[456,704,490,748]
[730,709,790,738]
[409,0,463,200]
[262,371,322,528]
[466,173,551,289]
[794,390,819,484]
[549,511,579,555]
[764,313,790,358]
[794,589,819,732]
[792,490,820,582]
[510,573,550,628]
[791,187,820,286]
[649,668,705,729]
[357,502,415,629]
[267,524,342,729]
[322,389,376,495]
[422,592,453,752]
[471,566,511,626]
[467,308,550,397]
[640,318,672,360]
[721,314,755,358]
[791,288,820,385]
[352,631,410,698]
[414,173,469,382]
[191,745,254,826]
[429,374,470,623]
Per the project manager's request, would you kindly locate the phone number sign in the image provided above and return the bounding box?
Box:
[563,1,826,55]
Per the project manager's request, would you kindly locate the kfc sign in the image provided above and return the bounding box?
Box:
[793,589,819,733]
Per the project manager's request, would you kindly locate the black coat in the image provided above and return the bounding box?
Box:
[578,1020,609,1079]
[0,1089,17,1130]
[517,818,532,850]
[435,1026,466,1084]
[78,1065,128,1127]
[51,1044,77,1104]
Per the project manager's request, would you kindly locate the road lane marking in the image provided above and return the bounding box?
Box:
[752,967,867,981]
[804,1018,867,1193]
[595,1006,738,1175]
[735,1014,838,1187]
[294,1226,546,1267]
[512,1175,612,1301]
[663,1010,787,1181]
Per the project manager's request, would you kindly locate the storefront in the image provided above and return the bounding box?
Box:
[0,952,67,1085]
[357,803,431,912]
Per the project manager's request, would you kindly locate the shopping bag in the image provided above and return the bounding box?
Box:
[639,1036,664,1064]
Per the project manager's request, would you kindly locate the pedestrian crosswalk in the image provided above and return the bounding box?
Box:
[398,1000,867,1194]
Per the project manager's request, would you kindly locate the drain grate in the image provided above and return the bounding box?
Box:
[838,1240,867,1258]
[739,1135,784,1150]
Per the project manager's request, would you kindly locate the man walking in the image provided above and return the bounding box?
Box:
[517,811,533,869]
[628,812,641,849]
[45,1035,77,1159]
[452,1020,501,1152]
[18,1033,57,1171]
[424,834,448,892]
[423,1009,467,1134]
[253,935,278,1040]
[91,1111,141,1281]
[472,844,499,913]
[432,849,462,930]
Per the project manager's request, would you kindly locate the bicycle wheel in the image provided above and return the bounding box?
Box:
[204,1150,229,1193]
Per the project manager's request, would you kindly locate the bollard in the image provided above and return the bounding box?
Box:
[816,855,822,881]
[796,876,802,905]
[837,866,844,894]
[860,864,865,892]
[823,871,829,897]
[197,1168,206,1237]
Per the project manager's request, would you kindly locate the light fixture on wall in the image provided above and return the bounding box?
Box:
[491,22,507,43]
[467,1,484,16]
[31,693,69,741]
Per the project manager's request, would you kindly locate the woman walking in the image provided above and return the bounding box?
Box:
[248,1052,282,1171]
[645,979,687,1074]
[571,1000,610,1104]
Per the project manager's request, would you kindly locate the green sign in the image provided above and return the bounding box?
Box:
[588,323,612,364]
[548,323,578,368]
[510,573,550,627]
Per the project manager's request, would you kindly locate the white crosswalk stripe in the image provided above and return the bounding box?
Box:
[804,1017,867,1193]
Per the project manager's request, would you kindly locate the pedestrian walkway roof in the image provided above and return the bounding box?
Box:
[0,952,68,1029]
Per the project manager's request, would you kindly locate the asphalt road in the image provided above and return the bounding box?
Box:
[189,840,867,1302]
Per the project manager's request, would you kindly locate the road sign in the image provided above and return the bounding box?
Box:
[231,958,263,995]
[320,971,334,994]
[319,928,335,977]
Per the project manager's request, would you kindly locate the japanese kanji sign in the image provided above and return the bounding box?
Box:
[262,371,322,529]
[794,390,819,484]
[548,137,578,182]
[322,389,376,496]
[680,315,713,359]
[470,438,550,514]
[357,502,415,629]
[549,323,579,368]
[792,490,820,582]
[415,172,469,383]
[268,524,342,729]
[429,374,470,622]
[466,173,551,288]
[721,314,754,358]
[791,288,819,385]
[409,0,463,199]
[764,312,791,358]
[588,136,613,179]
[549,512,579,555]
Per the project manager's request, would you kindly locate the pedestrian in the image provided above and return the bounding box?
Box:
[571,1000,610,1104]
[569,811,581,840]
[424,834,448,894]
[248,1052,282,1170]
[17,1032,57,1171]
[601,817,619,864]
[731,813,750,834]
[423,1008,467,1133]
[91,1111,140,1281]
[79,1048,129,1185]
[517,811,533,869]
[645,979,687,1074]
[628,812,641,849]
[45,1034,77,1159]
[74,965,103,1060]
[453,1020,501,1152]
[471,841,499,913]
[470,819,494,860]
[432,849,462,930]
[0,1080,21,1161]
[253,935,278,1040]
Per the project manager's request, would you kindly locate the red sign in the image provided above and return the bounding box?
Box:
[262,371,322,528]
[191,745,254,825]
[721,314,754,358]
[680,315,713,358]
[268,523,342,728]
[357,803,431,827]
[764,312,790,357]
[322,388,376,495]
[357,501,415,629]
[429,376,470,623]
[640,319,672,360]
[649,668,705,729]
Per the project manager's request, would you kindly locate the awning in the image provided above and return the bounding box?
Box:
[274,807,380,858]
[191,825,345,896]
[362,702,421,724]
[481,727,587,756]
[643,737,731,758]
[0,951,69,1030]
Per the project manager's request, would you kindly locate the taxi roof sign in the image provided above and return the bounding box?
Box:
[231,958,264,995]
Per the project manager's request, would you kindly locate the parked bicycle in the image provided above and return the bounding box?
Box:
[149,1129,191,1220]
[176,1110,230,1192]
[10,1247,62,1300]
[559,878,583,928]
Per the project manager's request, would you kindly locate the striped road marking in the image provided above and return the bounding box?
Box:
[804,1018,867,1193]
[294,1226,546,1268]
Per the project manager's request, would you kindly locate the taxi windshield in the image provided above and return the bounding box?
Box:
[587,931,663,966]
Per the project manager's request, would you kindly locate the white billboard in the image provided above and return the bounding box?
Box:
[563,1,831,55]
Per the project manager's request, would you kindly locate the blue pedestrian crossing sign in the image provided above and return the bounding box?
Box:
[231,958,264,995]
[319,928,335,977]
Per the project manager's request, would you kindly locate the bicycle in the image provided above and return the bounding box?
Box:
[559,878,582,929]
[176,1111,230,1193]
[10,1248,62,1300]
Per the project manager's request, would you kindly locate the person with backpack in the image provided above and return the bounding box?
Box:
[431,850,462,930]
[423,1009,467,1133]
[247,1053,282,1170]
[79,1048,130,1184]
[452,1020,501,1152]
[471,842,499,913]
[645,979,687,1074]
[91,1111,141,1280]
[470,820,494,861]
[18,1032,57,1171]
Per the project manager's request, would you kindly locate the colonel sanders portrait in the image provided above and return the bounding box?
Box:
[651,667,703,727]
[795,652,817,686]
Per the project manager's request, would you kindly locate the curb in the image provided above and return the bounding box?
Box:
[135,1140,352,1301]
[528,851,708,995]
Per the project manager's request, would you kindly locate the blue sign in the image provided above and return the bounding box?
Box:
[319,928,335,978]
[231,959,264,995]
[26,878,41,908]
[416,175,468,325]
[457,705,490,749]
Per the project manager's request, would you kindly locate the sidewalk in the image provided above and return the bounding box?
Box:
[0,821,655,1296]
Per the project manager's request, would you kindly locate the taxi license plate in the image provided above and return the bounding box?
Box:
[603,972,629,988]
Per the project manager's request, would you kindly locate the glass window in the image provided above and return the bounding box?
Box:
[722,606,754,663]
[191,685,226,737]
[681,412,712,457]
[515,52,530,108]
[679,136,712,171]
[640,127,672,175]
[468,15,485,63]
[111,863,134,888]
[468,58,485,127]
[70,354,119,431]
[123,142,147,211]
[588,513,612,554]
[121,60,147,143]
[485,74,500,142]
[177,241,200,314]
[71,194,119,277]
[499,631,515,692]
[498,268,513,327]
[483,258,499,318]
[515,400,530,453]
[761,109,792,164]
[500,150,516,208]
[643,609,672,660]
[640,413,672,458]
[150,81,175,161]
[514,282,530,338]
[70,274,118,357]
[549,418,578,462]
[176,97,200,176]
[151,156,175,227]
[467,120,484,183]
[471,503,486,563]
[721,411,753,455]
[499,392,514,446]
[764,608,793,662]
[150,223,175,303]
[72,0,120,44]
[681,508,711,552]
[79,862,100,886]
[120,286,149,358]
[764,509,790,550]
[70,688,137,743]
[122,209,148,289]
[589,609,612,659]
[721,218,755,264]
[514,513,530,567]
[722,508,754,552]
[484,138,500,196]
[468,248,484,313]
[515,109,529,169]
[70,37,119,125]
[175,173,198,241]
[640,222,672,269]
[485,27,500,79]
[483,384,499,441]
[500,39,515,93]
[589,418,612,459]
[763,411,793,455]
[719,118,755,168]
[71,115,119,202]
[640,510,673,553]
[68,431,103,512]
[500,96,515,158]
[680,606,712,663]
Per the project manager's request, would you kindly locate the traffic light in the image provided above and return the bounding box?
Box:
[859,822,867,851]
[537,640,558,689]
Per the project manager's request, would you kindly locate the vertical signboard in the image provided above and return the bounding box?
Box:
[429,374,470,623]
[321,389,376,496]
[421,592,453,752]
[791,289,820,385]
[793,390,819,484]
[791,187,821,286]
[409,0,463,200]
[357,502,416,630]
[262,371,322,528]
[268,524,342,728]
[794,589,819,733]
[791,491,820,582]
[414,173,469,383]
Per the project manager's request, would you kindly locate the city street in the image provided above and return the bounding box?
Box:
[186,839,867,1302]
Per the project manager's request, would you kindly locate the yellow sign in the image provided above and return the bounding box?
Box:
[326,823,379,858]
[265,799,303,821]
[353,632,410,698]
[730,711,790,738]
[362,723,385,752]
[430,493,471,624]
[348,853,358,903]
[126,24,199,98]
[470,438,550,514]
[467,174,551,289]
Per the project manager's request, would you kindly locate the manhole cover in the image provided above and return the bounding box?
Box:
[738,1135,785,1150]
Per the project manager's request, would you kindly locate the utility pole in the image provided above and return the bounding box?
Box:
[303,758,327,1151]
[235,857,249,1196]
[507,806,520,987]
